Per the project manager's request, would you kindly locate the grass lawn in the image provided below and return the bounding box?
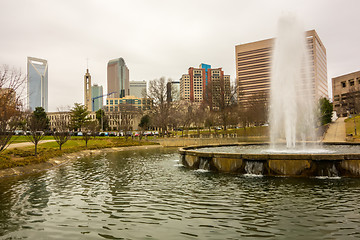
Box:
[173,126,268,136]
[10,135,55,143]
[0,137,158,170]
[345,115,360,139]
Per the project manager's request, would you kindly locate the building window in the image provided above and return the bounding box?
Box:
[350,80,355,86]
[342,82,346,88]
[115,100,118,105]
[110,100,113,105]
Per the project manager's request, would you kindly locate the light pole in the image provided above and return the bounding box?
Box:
[354,115,357,136]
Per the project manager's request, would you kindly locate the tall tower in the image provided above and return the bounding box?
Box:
[27,57,48,112]
[84,69,92,111]
[107,58,129,98]
[91,84,103,112]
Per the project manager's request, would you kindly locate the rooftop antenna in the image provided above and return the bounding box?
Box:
[86,58,89,70]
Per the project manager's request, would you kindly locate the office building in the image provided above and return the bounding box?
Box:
[48,111,96,131]
[106,96,152,112]
[332,70,360,117]
[84,69,92,111]
[27,57,48,112]
[208,68,231,109]
[107,58,129,98]
[130,80,147,98]
[235,29,328,106]
[91,84,103,112]
[171,81,180,101]
[180,64,230,108]
[180,74,191,101]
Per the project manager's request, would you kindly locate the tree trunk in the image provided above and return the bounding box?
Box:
[35,143,38,156]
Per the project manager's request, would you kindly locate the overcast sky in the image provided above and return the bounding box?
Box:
[1,0,359,111]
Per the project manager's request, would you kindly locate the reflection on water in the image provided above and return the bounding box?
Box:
[1,147,360,239]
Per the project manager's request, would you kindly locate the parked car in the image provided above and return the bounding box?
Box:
[143,131,153,136]
[14,130,25,135]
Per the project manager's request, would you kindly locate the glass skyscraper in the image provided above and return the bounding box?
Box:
[27,57,48,112]
[91,84,103,112]
[107,58,129,98]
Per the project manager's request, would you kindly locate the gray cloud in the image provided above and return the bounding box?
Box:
[1,0,359,111]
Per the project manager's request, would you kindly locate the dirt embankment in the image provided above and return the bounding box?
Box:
[0,145,163,179]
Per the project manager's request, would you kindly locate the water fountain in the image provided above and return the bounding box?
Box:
[180,15,360,177]
[269,14,316,149]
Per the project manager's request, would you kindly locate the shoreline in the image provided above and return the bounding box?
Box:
[0,145,163,179]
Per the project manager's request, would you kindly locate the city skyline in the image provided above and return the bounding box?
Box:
[1,0,360,111]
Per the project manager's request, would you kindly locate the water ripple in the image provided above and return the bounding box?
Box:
[0,148,360,239]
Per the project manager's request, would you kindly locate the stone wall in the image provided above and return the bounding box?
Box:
[179,143,360,177]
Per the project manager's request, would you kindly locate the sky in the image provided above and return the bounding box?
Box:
[1,0,359,112]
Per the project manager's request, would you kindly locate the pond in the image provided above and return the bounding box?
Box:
[1,147,360,239]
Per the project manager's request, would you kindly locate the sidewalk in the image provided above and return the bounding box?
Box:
[7,140,56,149]
[322,117,346,142]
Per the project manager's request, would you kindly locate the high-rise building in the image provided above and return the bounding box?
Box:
[180,74,190,101]
[199,63,211,86]
[91,84,103,112]
[171,81,180,101]
[27,57,48,112]
[130,80,147,98]
[235,29,328,106]
[332,70,360,117]
[107,58,129,98]
[180,64,230,108]
[84,69,92,111]
[208,68,231,109]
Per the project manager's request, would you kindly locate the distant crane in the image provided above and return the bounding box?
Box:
[92,92,117,131]
[91,92,117,112]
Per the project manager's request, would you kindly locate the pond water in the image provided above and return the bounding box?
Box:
[1,147,360,239]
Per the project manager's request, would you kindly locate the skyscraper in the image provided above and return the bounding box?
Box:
[180,64,230,108]
[235,29,328,106]
[107,58,129,98]
[130,80,147,98]
[27,57,48,112]
[91,84,103,112]
[84,69,92,111]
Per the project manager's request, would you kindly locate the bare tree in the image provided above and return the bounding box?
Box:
[0,65,25,152]
[53,111,71,150]
[247,91,268,126]
[110,103,138,140]
[147,77,172,136]
[191,104,207,136]
[346,85,360,115]
[119,103,137,140]
[25,109,48,156]
[209,77,237,130]
[82,121,98,148]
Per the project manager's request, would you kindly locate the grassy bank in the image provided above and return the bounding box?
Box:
[10,135,55,143]
[0,138,158,170]
[345,115,360,140]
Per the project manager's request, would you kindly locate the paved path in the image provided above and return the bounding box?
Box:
[7,140,56,149]
[323,117,347,142]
